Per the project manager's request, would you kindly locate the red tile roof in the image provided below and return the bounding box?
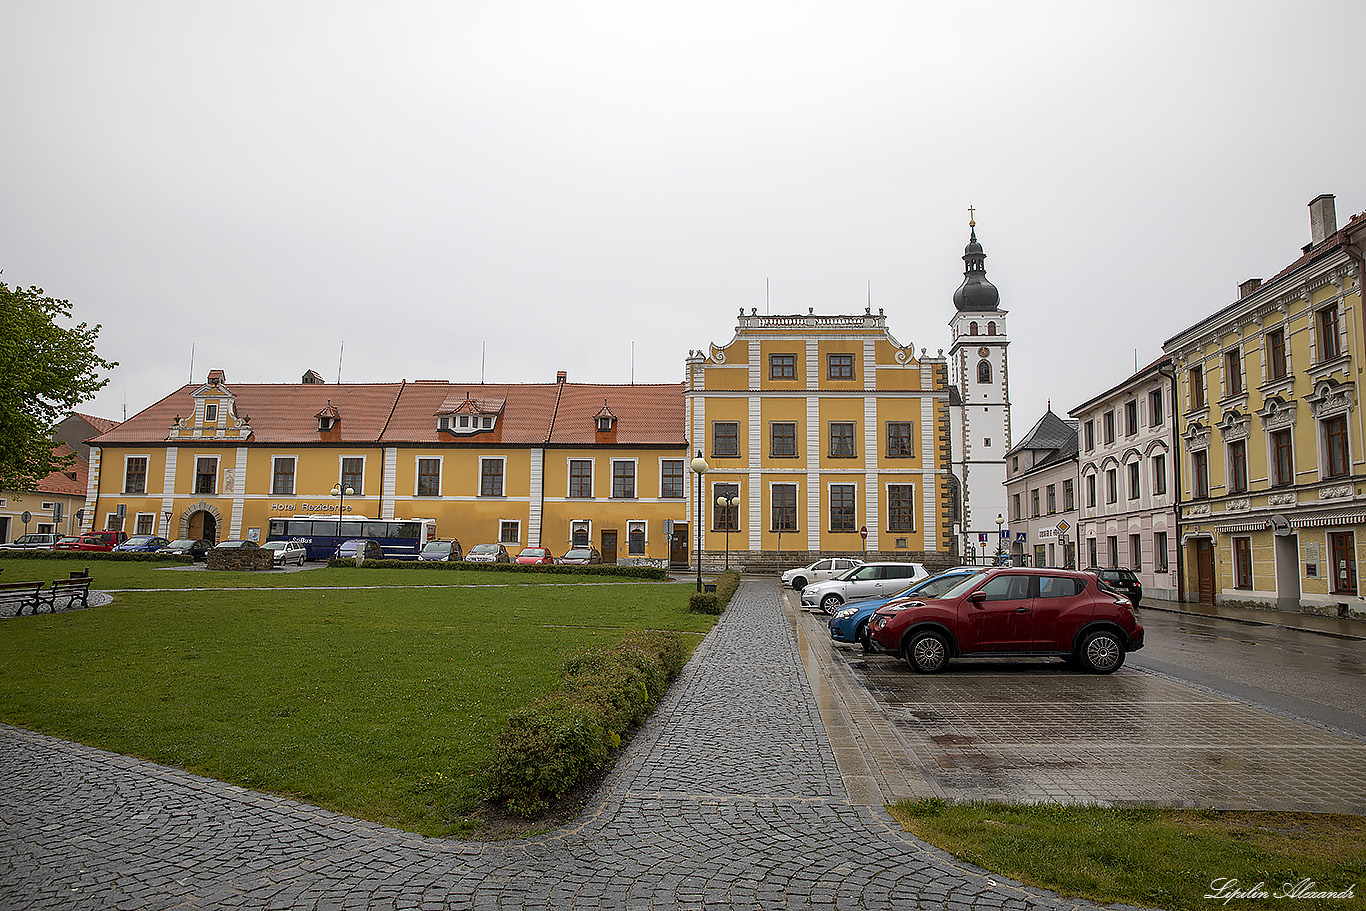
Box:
[34,444,87,497]
[89,380,688,448]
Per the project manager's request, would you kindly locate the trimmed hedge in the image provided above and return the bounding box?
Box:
[0,551,192,564]
[489,629,690,816]
[687,570,740,614]
[329,558,668,580]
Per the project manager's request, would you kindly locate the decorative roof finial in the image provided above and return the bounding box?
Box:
[968,204,976,227]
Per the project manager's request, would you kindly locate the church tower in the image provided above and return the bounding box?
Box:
[947,214,1010,561]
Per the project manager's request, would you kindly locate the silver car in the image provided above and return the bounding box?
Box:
[780,557,863,591]
[262,541,307,566]
[801,562,930,614]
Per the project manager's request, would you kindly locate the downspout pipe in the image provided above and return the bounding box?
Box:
[1157,360,1183,601]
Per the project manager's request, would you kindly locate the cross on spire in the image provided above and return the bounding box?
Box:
[968,205,976,227]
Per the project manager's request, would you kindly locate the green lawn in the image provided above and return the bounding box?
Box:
[0,561,713,836]
[892,800,1366,911]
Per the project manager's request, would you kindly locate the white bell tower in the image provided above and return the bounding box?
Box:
[947,213,1010,561]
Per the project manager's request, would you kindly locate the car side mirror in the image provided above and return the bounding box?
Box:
[968,591,987,607]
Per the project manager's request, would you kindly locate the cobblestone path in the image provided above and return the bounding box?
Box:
[0,582,1140,910]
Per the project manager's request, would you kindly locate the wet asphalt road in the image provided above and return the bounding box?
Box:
[1131,608,1366,739]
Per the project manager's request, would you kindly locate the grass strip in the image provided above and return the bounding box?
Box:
[891,799,1364,911]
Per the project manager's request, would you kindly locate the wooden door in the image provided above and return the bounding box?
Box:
[670,524,689,568]
[1330,532,1357,594]
[601,529,618,565]
[1196,539,1215,604]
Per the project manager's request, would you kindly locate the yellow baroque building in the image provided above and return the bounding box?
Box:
[83,310,956,569]
[1165,195,1366,617]
[685,309,954,564]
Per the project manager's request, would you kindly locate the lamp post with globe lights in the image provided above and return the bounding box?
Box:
[995,513,1006,564]
[716,492,741,571]
[690,452,708,592]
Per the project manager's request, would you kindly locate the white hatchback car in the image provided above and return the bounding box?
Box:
[262,541,307,566]
[801,561,930,614]
[780,557,863,592]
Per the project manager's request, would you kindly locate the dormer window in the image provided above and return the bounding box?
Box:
[594,400,616,433]
[437,392,505,435]
[460,415,470,428]
[205,403,218,422]
[315,401,340,433]
[439,416,450,431]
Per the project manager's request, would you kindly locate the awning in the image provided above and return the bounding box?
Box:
[1216,521,1268,533]
[1288,512,1366,529]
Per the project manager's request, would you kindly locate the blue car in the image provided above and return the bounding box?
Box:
[113,535,171,553]
[828,567,981,650]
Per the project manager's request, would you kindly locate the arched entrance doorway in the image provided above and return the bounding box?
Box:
[188,511,218,544]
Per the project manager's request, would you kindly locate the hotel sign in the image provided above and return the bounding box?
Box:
[269,502,354,513]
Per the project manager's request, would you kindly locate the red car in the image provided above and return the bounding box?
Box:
[54,531,128,552]
[867,567,1143,674]
[514,547,555,565]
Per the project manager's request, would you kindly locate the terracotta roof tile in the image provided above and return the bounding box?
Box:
[33,444,87,497]
[548,384,686,446]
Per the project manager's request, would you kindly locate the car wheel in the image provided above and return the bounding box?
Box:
[857,622,873,652]
[1078,629,1125,674]
[904,630,950,673]
[791,576,807,591]
[820,594,843,614]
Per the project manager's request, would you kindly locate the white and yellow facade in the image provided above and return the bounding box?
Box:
[685,309,953,562]
[1165,195,1366,618]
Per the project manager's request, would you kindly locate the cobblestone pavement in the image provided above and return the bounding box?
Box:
[0,581,1141,911]
[795,591,1366,814]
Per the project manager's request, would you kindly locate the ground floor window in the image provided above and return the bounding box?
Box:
[887,484,915,532]
[1233,536,1252,589]
[1106,535,1118,567]
[830,484,855,532]
[1329,531,1357,594]
[1154,531,1169,572]
[771,484,797,532]
[628,521,646,555]
[712,482,739,531]
[135,514,155,535]
[1130,533,1142,571]
[1088,538,1097,567]
[500,521,520,544]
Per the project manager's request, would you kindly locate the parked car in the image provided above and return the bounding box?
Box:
[52,536,84,551]
[1084,566,1143,606]
[113,535,170,553]
[157,538,212,561]
[515,547,555,565]
[335,538,384,561]
[801,562,930,614]
[829,567,981,650]
[780,557,863,591]
[867,567,1144,674]
[465,543,510,564]
[60,531,128,552]
[262,540,307,566]
[0,533,60,551]
[558,546,601,565]
[72,530,128,551]
[418,540,463,562]
[213,539,259,550]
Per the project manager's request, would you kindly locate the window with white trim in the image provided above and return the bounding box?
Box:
[272,457,296,496]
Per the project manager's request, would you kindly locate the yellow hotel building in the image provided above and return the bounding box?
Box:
[83,311,956,568]
[1165,195,1366,618]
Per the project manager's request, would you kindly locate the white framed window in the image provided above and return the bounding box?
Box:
[627,520,646,555]
[499,520,521,544]
[272,456,297,496]
[416,457,442,497]
[887,483,916,532]
[135,513,155,535]
[570,520,591,547]
[660,459,685,499]
[205,403,218,423]
[569,459,594,498]
[481,457,506,497]
[194,456,219,495]
[611,459,637,499]
[124,455,150,494]
[339,456,365,495]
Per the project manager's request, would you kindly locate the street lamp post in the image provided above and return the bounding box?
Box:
[331,482,355,536]
[716,493,740,571]
[995,513,1005,564]
[690,452,708,592]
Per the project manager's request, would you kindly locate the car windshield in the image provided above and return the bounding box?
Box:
[58,537,81,544]
[834,566,864,581]
[470,544,499,554]
[518,549,544,556]
[937,570,991,600]
[564,549,590,559]
[262,542,286,550]
[124,537,155,545]
[422,542,451,553]
[166,539,196,547]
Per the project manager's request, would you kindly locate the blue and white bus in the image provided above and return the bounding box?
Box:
[265,516,437,561]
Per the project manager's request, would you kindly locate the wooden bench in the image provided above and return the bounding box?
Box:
[34,577,93,614]
[0,581,44,618]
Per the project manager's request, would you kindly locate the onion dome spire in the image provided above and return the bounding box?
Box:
[952,207,1000,312]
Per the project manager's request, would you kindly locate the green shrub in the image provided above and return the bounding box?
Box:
[0,551,191,564]
[489,630,689,817]
[332,558,667,580]
[687,569,740,614]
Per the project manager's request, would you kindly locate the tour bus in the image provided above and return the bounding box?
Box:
[265,516,437,561]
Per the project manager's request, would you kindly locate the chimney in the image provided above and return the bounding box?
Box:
[556,371,567,384]
[1238,278,1263,299]
[301,369,325,384]
[207,369,225,384]
[1309,194,1337,246]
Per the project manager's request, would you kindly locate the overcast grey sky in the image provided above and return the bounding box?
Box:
[4,1,1364,434]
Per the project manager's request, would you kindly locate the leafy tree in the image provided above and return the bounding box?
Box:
[0,280,117,490]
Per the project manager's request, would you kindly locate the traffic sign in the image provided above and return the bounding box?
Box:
[20,511,31,523]
[859,525,868,540]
